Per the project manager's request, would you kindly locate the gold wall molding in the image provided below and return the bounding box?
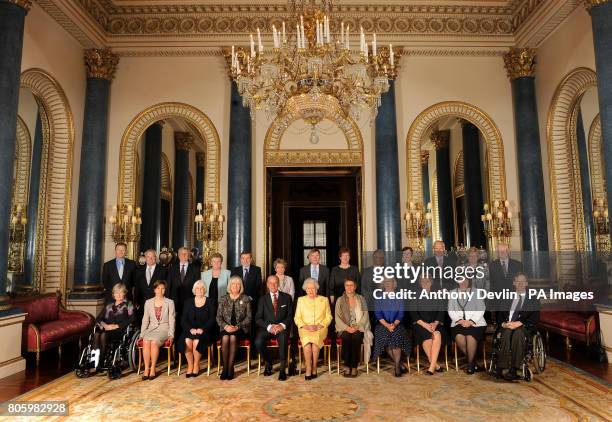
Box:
[546,67,597,252]
[118,102,220,210]
[160,152,172,202]
[504,47,536,80]
[13,115,32,209]
[84,48,119,80]
[453,150,465,196]
[588,115,606,201]
[7,0,32,12]
[265,150,363,166]
[20,68,75,295]
[406,101,507,206]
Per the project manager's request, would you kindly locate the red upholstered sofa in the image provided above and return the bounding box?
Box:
[539,310,598,347]
[11,292,94,363]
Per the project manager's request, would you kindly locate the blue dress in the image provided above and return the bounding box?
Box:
[372,297,411,359]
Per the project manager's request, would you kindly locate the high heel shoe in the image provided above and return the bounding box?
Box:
[141,375,149,381]
[305,374,312,381]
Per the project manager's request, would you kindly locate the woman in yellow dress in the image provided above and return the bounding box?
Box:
[294,277,332,380]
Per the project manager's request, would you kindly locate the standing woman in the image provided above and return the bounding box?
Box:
[180,280,216,377]
[329,247,361,304]
[448,277,486,373]
[335,278,372,377]
[294,278,332,380]
[410,277,449,375]
[216,276,252,380]
[273,258,295,300]
[140,280,175,380]
[201,253,231,302]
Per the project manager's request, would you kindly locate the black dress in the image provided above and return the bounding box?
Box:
[179,297,216,353]
[209,277,219,303]
[409,291,450,346]
[330,265,361,298]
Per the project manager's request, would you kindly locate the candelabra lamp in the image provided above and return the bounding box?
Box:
[108,204,142,259]
[481,200,513,246]
[8,204,27,273]
[404,201,432,251]
[593,198,610,253]
[194,202,225,271]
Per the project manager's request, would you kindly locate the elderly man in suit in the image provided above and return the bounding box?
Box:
[102,242,137,304]
[298,248,330,297]
[489,242,523,319]
[255,275,293,381]
[167,247,200,310]
[134,249,168,314]
[423,240,457,291]
[495,273,539,380]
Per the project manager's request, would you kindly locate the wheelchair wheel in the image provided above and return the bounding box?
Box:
[127,330,140,371]
[532,333,546,374]
[523,366,532,382]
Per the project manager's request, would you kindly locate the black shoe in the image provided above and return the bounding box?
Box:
[220,371,228,380]
[311,371,317,379]
[466,366,475,375]
[288,365,297,377]
[400,365,409,374]
[425,370,434,376]
[435,366,445,373]
[305,374,312,381]
[394,368,402,377]
[228,369,235,380]
[473,364,483,372]
[264,365,273,376]
[278,370,287,381]
[504,368,519,381]
[192,371,200,378]
[141,375,149,381]
[186,373,193,378]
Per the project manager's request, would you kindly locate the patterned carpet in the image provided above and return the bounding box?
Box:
[3,358,610,421]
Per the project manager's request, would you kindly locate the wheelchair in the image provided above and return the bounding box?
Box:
[487,324,546,382]
[75,323,140,380]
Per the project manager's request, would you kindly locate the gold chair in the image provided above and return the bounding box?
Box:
[216,339,251,376]
[137,338,174,376]
[297,338,331,375]
[409,344,449,373]
[452,340,487,371]
[336,337,369,374]
[257,338,291,375]
[177,344,213,376]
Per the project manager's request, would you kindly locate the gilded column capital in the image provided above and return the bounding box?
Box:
[6,0,32,12]
[196,152,206,167]
[84,48,119,80]
[585,0,611,11]
[421,150,430,165]
[503,47,536,80]
[174,132,193,151]
[430,129,450,150]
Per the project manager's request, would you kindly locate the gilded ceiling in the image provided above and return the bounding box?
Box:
[37,0,582,55]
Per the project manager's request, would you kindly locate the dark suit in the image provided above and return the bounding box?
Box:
[101,258,137,304]
[134,265,168,310]
[423,255,457,291]
[489,258,523,316]
[496,294,539,370]
[255,291,293,369]
[231,265,263,300]
[298,264,330,297]
[167,262,200,310]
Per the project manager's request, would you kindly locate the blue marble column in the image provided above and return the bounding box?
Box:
[504,48,549,253]
[375,80,402,252]
[72,49,118,297]
[461,120,486,248]
[0,0,30,301]
[195,152,205,254]
[227,82,252,268]
[22,113,43,289]
[431,129,455,248]
[588,1,612,247]
[140,122,163,252]
[172,132,192,249]
[576,109,596,252]
[421,151,432,254]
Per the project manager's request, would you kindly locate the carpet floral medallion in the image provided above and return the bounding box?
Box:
[2,359,610,421]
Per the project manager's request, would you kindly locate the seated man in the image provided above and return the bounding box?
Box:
[496,272,539,380]
[255,275,293,381]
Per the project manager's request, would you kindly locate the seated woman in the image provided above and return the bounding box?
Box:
[335,277,371,377]
[140,280,176,380]
[448,277,487,374]
[373,277,411,377]
[216,276,252,380]
[410,277,449,375]
[179,280,216,378]
[94,283,135,370]
[294,278,332,380]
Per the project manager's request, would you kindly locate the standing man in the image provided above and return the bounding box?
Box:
[489,242,523,319]
[167,247,200,317]
[298,248,330,298]
[423,240,456,291]
[101,242,137,304]
[255,275,293,381]
[134,249,168,320]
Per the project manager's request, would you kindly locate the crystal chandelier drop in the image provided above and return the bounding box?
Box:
[227,0,399,125]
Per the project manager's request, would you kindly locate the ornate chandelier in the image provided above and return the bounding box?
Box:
[227,0,399,125]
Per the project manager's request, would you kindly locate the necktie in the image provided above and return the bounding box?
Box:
[503,261,508,277]
[181,264,186,282]
[243,267,249,280]
[117,260,123,279]
[312,266,318,280]
[147,267,152,284]
[273,293,278,317]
